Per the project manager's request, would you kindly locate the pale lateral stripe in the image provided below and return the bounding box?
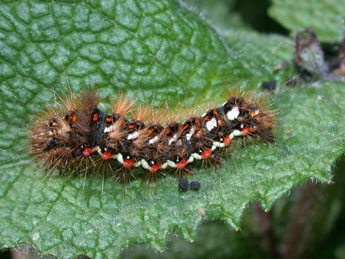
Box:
[187,156,194,163]
[230,130,242,138]
[141,159,149,169]
[96,146,102,156]
[167,160,177,168]
[213,141,225,148]
[192,153,203,160]
[97,128,243,170]
[117,153,124,164]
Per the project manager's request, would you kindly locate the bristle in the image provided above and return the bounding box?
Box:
[131,104,152,122]
[28,88,275,182]
[147,105,167,126]
[110,94,133,116]
[59,91,77,112]
[79,89,100,111]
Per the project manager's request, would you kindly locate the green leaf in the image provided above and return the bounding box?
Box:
[0,0,344,258]
[182,0,250,31]
[269,0,345,42]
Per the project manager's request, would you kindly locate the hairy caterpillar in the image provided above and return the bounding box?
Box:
[28,90,275,182]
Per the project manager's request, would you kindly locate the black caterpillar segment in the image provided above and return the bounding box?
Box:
[29,90,274,180]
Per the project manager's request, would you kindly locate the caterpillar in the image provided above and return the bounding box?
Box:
[28,89,275,182]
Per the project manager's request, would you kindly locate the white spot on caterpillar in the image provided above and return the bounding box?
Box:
[227,106,239,121]
[168,134,178,145]
[149,136,159,144]
[104,124,120,133]
[104,124,115,133]
[186,127,195,141]
[206,118,217,131]
[127,131,139,140]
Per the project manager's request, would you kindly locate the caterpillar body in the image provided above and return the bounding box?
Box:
[29,90,274,182]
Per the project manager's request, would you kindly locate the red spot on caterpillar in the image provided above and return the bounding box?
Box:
[102,152,112,160]
[123,159,134,168]
[177,159,188,169]
[149,163,161,173]
[223,136,231,146]
[242,127,250,136]
[201,149,212,159]
[83,147,93,157]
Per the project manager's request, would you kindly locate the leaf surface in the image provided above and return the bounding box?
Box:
[0,0,344,258]
[269,0,345,42]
